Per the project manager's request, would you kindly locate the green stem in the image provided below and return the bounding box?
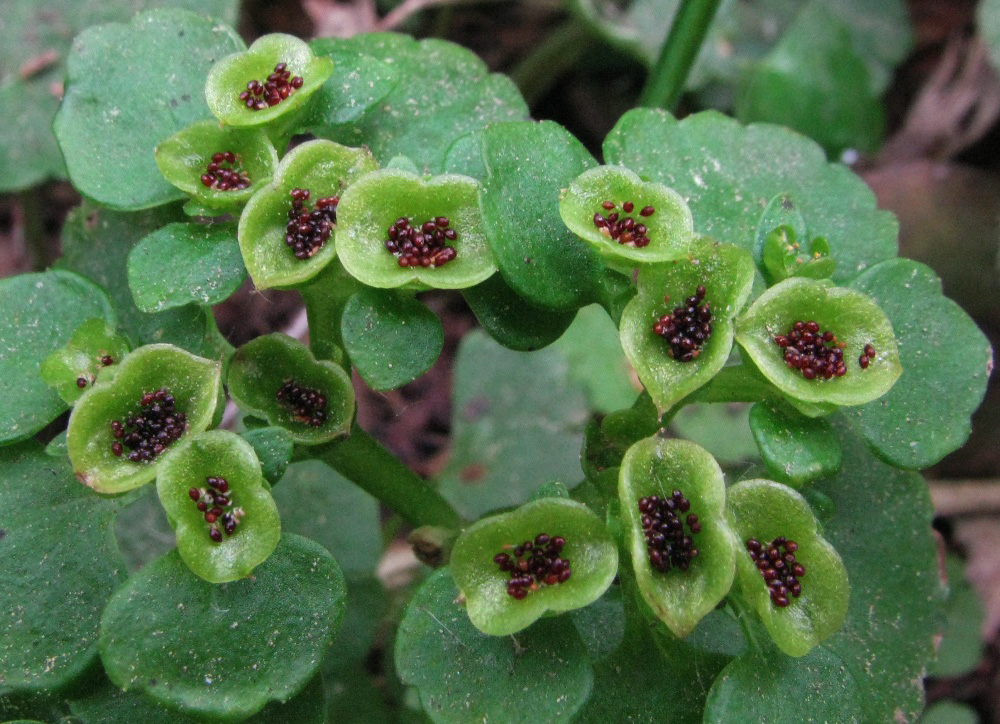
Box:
[311,425,462,530]
[692,364,773,404]
[638,0,723,110]
[510,20,596,107]
[298,259,361,367]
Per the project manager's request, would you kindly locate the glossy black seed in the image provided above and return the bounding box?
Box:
[276,379,328,427]
[746,536,806,608]
[109,388,186,462]
[384,215,458,268]
[775,320,848,381]
[638,491,700,573]
[652,285,713,362]
[593,199,652,247]
[239,62,304,111]
[285,188,338,260]
[496,532,572,599]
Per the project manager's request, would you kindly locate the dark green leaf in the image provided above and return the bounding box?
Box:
[271,460,382,577]
[0,270,115,443]
[436,331,589,518]
[814,420,944,721]
[921,701,979,724]
[128,222,245,313]
[58,202,211,353]
[704,645,864,721]
[461,274,576,352]
[304,39,401,131]
[928,555,984,677]
[240,427,295,487]
[603,109,899,284]
[395,568,593,723]
[670,403,758,465]
[480,121,604,311]
[846,259,992,468]
[0,441,128,696]
[749,400,842,485]
[114,486,176,573]
[736,2,885,155]
[315,33,528,173]
[0,0,239,192]
[53,9,245,209]
[99,534,346,721]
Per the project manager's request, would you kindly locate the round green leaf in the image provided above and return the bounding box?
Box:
[846,258,993,468]
[206,34,332,127]
[311,33,528,173]
[227,334,354,444]
[704,645,864,722]
[479,121,605,311]
[0,441,129,696]
[67,344,222,494]
[128,222,246,313]
[40,318,130,407]
[53,9,245,210]
[559,165,693,266]
[336,169,495,290]
[302,39,401,131]
[0,270,116,444]
[621,238,755,411]
[603,109,899,284]
[99,534,345,721]
[726,479,850,657]
[240,426,294,487]
[341,288,443,390]
[734,277,902,407]
[395,567,593,723]
[451,497,618,636]
[238,139,377,290]
[749,400,843,485]
[619,436,737,637]
[156,430,280,583]
[155,120,278,211]
[461,274,576,352]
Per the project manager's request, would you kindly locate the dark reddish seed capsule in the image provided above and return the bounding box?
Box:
[601,200,615,210]
[209,527,223,543]
[639,492,700,573]
[746,537,805,608]
[652,285,712,362]
[111,442,123,456]
[623,201,634,213]
[76,376,88,388]
[239,62,304,111]
[188,487,201,501]
[276,379,328,426]
[284,188,337,259]
[859,355,870,369]
[384,215,459,268]
[108,388,186,461]
[496,533,572,599]
[639,206,655,217]
[864,343,876,358]
[776,320,846,381]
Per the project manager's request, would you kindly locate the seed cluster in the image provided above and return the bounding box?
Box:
[592,199,655,247]
[746,537,805,608]
[200,151,250,191]
[638,491,701,573]
[109,388,187,462]
[384,216,458,268]
[187,476,244,542]
[286,188,338,260]
[773,320,847,380]
[493,533,571,600]
[859,343,877,369]
[276,379,328,427]
[76,354,116,389]
[652,285,714,362]
[238,62,304,111]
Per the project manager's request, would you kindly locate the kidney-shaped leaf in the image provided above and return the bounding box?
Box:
[99,534,346,721]
[53,9,245,210]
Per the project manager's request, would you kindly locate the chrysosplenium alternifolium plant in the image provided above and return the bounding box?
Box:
[0,8,992,723]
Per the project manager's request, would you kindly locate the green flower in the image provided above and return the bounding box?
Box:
[40,318,131,405]
[726,479,849,657]
[450,497,618,636]
[336,169,495,290]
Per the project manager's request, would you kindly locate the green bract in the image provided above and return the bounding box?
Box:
[726,479,850,657]
[238,139,377,289]
[40,318,131,405]
[749,400,842,485]
[620,237,755,412]
[450,497,618,636]
[734,277,902,408]
[227,334,354,444]
[67,344,221,494]
[206,33,333,127]
[619,436,737,637]
[559,165,693,267]
[155,120,278,211]
[336,169,495,289]
[156,430,280,583]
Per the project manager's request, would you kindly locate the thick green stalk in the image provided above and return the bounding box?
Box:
[298,259,361,367]
[311,425,462,530]
[638,0,723,110]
